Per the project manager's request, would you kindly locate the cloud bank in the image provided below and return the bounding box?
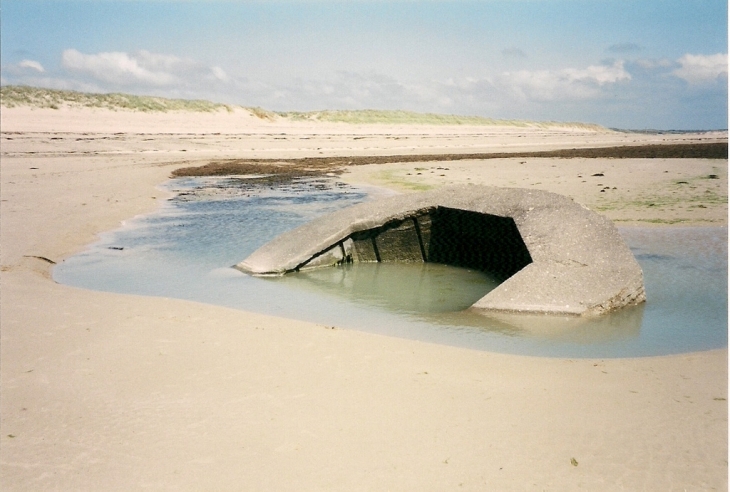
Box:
[494,60,631,102]
[2,48,727,128]
[673,53,728,85]
[61,49,228,89]
[45,49,637,107]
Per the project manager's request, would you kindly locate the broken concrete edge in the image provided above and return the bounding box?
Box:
[236,205,441,275]
[469,271,647,317]
[235,185,646,317]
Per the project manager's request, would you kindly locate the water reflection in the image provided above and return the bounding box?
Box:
[465,304,645,343]
[272,261,646,344]
[273,262,500,314]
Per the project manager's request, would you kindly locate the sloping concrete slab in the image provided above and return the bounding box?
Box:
[236,185,646,316]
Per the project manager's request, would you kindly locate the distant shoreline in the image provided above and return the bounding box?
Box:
[612,128,730,134]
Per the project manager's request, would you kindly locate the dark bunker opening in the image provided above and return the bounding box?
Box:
[345,206,533,282]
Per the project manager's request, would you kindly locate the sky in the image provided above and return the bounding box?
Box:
[1,0,727,129]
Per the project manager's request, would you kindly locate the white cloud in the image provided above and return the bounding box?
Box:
[494,60,631,102]
[244,61,636,118]
[2,59,46,76]
[210,66,229,83]
[273,72,412,110]
[18,60,45,73]
[135,50,190,73]
[239,60,635,115]
[62,49,179,86]
[60,48,236,90]
[564,61,631,85]
[673,53,728,85]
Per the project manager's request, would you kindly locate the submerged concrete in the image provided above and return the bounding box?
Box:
[237,185,646,316]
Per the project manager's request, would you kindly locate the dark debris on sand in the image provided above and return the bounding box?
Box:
[171,142,728,183]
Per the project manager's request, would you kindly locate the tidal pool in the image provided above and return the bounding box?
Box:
[54,176,728,358]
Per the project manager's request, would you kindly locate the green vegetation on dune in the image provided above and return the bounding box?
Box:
[282,109,507,125]
[0,85,234,113]
[1,85,605,129]
[279,108,607,130]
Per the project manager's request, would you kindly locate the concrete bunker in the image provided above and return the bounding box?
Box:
[300,208,533,283]
[237,185,646,317]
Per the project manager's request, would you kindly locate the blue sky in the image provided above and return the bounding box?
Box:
[1,0,727,129]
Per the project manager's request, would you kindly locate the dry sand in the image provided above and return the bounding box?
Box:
[1,107,727,490]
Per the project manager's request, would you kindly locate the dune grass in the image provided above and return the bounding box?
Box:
[279,108,607,130]
[1,85,605,129]
[0,85,234,113]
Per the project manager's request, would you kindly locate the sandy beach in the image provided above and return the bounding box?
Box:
[1,106,727,490]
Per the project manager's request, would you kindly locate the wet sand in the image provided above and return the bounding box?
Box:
[1,107,727,490]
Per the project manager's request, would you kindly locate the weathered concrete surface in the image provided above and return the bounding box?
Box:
[236,185,646,316]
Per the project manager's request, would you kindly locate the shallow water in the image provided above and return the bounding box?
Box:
[54,176,728,358]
